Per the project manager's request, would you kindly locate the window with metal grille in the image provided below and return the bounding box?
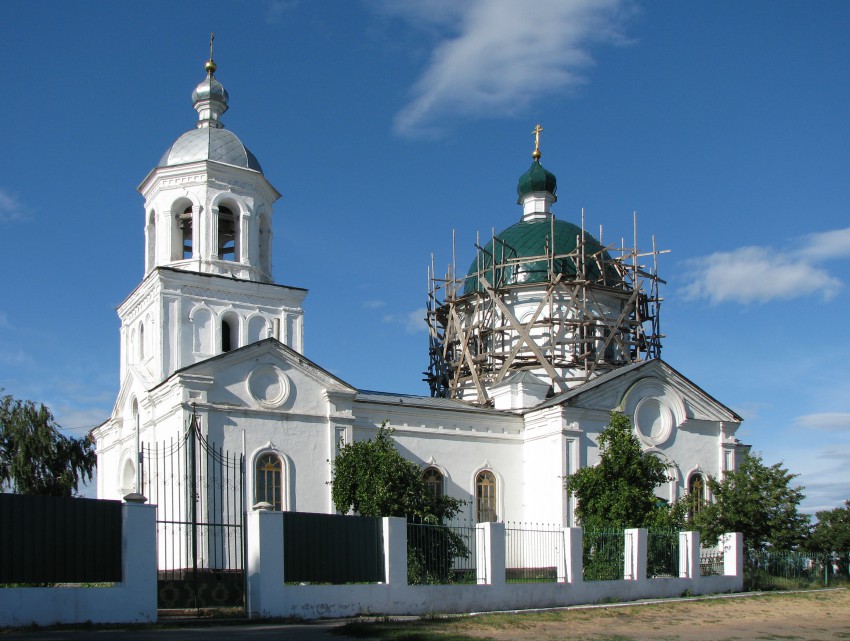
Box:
[256,453,282,510]
[688,473,706,517]
[476,470,497,523]
[423,467,444,501]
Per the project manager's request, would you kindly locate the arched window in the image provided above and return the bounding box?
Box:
[221,314,239,353]
[218,205,238,261]
[423,467,444,500]
[688,473,706,517]
[475,470,497,523]
[255,453,282,510]
[247,315,267,344]
[138,323,145,360]
[192,307,212,354]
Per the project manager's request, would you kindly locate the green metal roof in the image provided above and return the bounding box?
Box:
[517,160,557,198]
[463,217,621,294]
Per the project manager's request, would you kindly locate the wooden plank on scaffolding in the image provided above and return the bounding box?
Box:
[493,273,563,384]
[479,275,561,386]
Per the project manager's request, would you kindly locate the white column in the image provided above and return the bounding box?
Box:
[563,527,583,584]
[383,517,408,585]
[121,501,157,622]
[247,507,285,619]
[476,522,506,585]
[723,532,744,577]
[624,528,647,581]
[679,531,700,579]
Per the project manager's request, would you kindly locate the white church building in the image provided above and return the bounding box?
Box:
[94,54,749,530]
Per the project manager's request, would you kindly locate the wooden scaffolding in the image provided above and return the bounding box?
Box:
[425,213,666,402]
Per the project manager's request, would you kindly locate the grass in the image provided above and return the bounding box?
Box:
[333,589,849,641]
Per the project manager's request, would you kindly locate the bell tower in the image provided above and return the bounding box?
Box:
[139,42,277,283]
[116,47,306,389]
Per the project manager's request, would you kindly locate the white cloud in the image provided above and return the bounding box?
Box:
[385,0,633,136]
[362,300,386,309]
[681,237,845,306]
[0,188,26,222]
[796,413,850,432]
[797,226,850,261]
[382,307,428,333]
[266,0,298,25]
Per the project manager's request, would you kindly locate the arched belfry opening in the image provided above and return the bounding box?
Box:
[171,204,194,261]
[218,205,238,261]
[221,313,239,353]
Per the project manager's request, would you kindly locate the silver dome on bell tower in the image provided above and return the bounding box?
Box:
[157,47,263,172]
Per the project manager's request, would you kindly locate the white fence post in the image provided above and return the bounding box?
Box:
[624,528,647,581]
[723,532,744,577]
[383,516,408,586]
[476,522,505,585]
[247,507,284,619]
[679,531,700,578]
[122,501,157,621]
[563,527,583,584]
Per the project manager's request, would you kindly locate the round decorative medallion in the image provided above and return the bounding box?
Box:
[634,396,673,447]
[247,365,289,407]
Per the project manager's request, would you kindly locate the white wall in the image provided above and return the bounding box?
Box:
[0,502,157,628]
[247,511,743,620]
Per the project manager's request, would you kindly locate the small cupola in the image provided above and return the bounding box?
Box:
[192,38,229,129]
[517,124,557,220]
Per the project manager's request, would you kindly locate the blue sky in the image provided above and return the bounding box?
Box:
[2,1,849,513]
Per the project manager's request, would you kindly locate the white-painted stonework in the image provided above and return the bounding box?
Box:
[94,62,748,529]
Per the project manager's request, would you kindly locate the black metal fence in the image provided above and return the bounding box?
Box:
[647,529,680,578]
[407,519,478,585]
[283,512,385,584]
[0,494,122,584]
[745,550,849,590]
[505,523,563,583]
[582,529,625,581]
[142,424,245,608]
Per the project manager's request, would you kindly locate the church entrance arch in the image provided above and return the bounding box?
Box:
[141,411,246,611]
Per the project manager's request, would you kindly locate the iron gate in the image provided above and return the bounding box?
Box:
[142,414,246,610]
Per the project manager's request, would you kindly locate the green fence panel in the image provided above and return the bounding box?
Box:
[582,529,625,581]
[648,529,680,578]
[282,512,384,584]
[0,494,122,584]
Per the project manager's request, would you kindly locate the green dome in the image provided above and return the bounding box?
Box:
[517,160,557,199]
[463,217,620,295]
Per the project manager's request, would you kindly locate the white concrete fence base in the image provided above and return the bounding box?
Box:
[0,502,157,628]
[0,504,742,627]
[247,511,744,620]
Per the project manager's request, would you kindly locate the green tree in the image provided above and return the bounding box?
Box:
[0,392,96,496]
[565,411,670,530]
[331,424,466,584]
[331,423,462,521]
[808,500,850,574]
[810,500,850,552]
[693,453,809,554]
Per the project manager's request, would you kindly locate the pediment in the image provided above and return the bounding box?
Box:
[158,338,355,413]
[110,368,149,421]
[535,359,741,425]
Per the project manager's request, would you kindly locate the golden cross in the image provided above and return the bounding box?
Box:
[532,124,543,160]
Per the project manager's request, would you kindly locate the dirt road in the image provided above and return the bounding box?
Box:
[436,589,850,641]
